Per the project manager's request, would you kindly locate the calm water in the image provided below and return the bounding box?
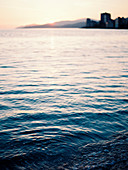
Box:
[0,29,128,169]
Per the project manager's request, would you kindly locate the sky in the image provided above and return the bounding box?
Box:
[0,0,128,29]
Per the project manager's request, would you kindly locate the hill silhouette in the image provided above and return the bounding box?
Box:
[17,18,86,28]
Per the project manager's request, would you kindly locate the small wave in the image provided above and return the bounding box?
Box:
[84,76,101,79]
[0,104,11,110]
[0,90,32,95]
[106,55,126,58]
[0,65,15,68]
[121,75,128,78]
[17,84,39,87]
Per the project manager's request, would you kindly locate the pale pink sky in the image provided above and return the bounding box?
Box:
[0,0,128,29]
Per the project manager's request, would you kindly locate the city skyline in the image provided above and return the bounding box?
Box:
[85,12,128,29]
[0,0,128,29]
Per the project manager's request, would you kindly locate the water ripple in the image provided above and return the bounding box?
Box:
[0,29,128,169]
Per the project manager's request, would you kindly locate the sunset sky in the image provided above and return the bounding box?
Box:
[0,0,128,29]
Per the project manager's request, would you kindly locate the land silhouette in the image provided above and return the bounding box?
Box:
[17,18,86,29]
[18,12,128,29]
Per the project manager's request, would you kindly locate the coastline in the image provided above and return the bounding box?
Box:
[81,27,128,30]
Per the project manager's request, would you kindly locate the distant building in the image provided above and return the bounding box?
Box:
[115,17,128,28]
[100,12,114,28]
[85,18,99,28]
[83,12,128,29]
[101,12,111,23]
[115,17,120,28]
[86,18,92,27]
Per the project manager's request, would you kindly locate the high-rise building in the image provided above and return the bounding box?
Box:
[115,17,121,28]
[100,12,114,28]
[101,12,111,23]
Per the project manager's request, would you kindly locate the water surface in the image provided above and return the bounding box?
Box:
[0,29,128,169]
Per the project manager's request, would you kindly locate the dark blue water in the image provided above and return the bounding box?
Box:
[0,29,128,169]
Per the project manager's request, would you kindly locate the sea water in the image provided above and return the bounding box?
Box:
[0,29,128,169]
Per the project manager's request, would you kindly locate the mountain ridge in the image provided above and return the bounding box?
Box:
[17,18,86,28]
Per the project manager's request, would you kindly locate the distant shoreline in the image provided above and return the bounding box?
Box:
[17,27,128,29]
[81,27,128,29]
